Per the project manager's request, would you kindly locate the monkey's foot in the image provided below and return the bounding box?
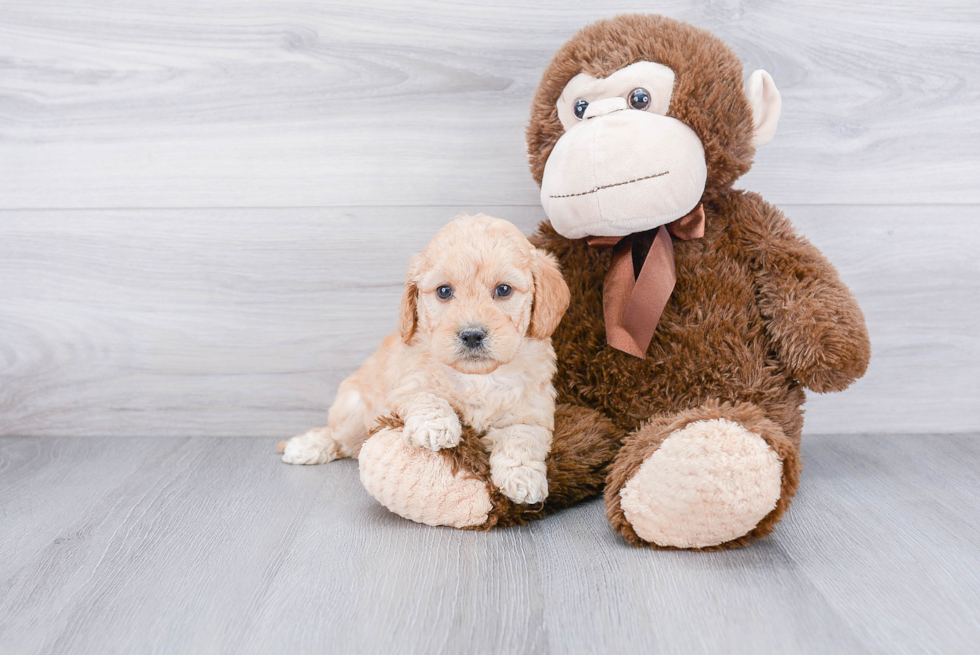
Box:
[620,419,782,548]
[606,401,800,550]
[358,428,492,528]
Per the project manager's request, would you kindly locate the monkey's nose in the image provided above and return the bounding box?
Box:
[583,97,628,119]
[458,328,487,349]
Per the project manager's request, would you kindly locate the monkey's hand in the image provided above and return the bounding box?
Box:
[758,274,871,393]
[740,194,871,393]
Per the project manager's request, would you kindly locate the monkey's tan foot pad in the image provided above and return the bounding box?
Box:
[358,428,492,528]
[619,418,783,549]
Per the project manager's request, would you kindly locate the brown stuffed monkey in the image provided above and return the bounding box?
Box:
[357,14,871,550]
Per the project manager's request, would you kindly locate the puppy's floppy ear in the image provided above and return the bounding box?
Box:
[399,254,423,343]
[529,248,570,340]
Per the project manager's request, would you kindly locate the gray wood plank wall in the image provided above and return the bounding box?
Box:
[1,0,978,436]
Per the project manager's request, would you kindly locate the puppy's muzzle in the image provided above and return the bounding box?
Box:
[458,327,488,351]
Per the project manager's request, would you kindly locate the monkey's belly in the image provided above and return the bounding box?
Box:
[554,280,799,435]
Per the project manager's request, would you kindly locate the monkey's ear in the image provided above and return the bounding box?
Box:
[529,248,571,340]
[745,70,782,147]
[399,255,423,343]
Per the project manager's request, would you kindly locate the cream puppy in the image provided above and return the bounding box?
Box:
[278,214,570,504]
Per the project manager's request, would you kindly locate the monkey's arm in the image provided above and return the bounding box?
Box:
[734,192,871,393]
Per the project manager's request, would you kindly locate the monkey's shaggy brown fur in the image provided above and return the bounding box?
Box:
[372,15,870,549]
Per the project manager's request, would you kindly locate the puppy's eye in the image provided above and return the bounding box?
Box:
[494,284,513,299]
[573,99,589,120]
[436,285,453,300]
[628,88,651,110]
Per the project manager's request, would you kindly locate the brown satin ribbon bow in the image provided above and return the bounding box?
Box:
[586,204,705,358]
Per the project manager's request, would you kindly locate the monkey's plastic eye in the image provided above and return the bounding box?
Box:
[494,284,512,299]
[436,285,453,300]
[628,88,651,110]
[573,99,589,120]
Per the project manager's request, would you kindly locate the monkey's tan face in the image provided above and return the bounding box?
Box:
[414,221,535,375]
[541,61,708,239]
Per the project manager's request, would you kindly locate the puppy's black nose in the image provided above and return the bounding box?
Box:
[459,328,487,349]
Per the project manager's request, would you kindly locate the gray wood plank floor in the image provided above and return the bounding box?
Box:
[1,435,978,655]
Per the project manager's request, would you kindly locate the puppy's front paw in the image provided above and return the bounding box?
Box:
[492,462,549,504]
[280,428,341,465]
[403,412,461,451]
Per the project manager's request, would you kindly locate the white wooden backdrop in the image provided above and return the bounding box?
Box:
[1,0,977,437]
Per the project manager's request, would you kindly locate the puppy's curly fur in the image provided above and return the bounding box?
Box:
[278,214,570,506]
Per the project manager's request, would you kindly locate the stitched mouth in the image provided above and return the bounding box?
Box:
[548,170,669,199]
